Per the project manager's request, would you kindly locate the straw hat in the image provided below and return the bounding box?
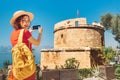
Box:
[10,10,34,26]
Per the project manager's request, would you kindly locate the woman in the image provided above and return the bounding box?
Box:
[9,10,43,80]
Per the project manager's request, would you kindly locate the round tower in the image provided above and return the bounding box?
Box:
[54,18,104,48]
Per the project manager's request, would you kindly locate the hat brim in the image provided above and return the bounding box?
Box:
[10,11,34,27]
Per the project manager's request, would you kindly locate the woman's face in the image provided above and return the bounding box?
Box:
[20,15,30,29]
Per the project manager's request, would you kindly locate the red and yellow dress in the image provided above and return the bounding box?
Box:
[8,29,36,80]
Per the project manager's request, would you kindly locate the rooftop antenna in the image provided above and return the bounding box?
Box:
[77,9,80,17]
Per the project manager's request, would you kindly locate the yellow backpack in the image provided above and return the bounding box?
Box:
[11,29,36,79]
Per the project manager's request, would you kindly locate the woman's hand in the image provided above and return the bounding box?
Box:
[29,27,34,33]
[38,27,43,34]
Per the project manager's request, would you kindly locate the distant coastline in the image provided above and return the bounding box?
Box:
[0,52,12,68]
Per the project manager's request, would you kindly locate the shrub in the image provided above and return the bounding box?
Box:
[78,68,93,79]
[114,64,120,79]
[64,58,80,69]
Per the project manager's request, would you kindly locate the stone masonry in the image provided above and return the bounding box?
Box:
[40,18,104,69]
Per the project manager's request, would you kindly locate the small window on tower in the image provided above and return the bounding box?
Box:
[61,34,63,38]
[75,21,79,27]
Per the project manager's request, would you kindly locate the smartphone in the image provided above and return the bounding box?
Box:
[32,25,41,30]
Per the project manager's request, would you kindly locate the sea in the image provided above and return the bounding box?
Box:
[0,50,41,68]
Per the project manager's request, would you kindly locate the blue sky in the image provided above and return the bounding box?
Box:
[0,0,119,49]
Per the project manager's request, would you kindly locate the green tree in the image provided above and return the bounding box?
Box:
[101,13,120,47]
[111,14,120,45]
[101,47,115,65]
[101,13,113,30]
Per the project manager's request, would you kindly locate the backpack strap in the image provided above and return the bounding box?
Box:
[17,29,24,44]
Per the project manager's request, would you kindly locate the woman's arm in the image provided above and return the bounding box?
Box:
[28,27,43,46]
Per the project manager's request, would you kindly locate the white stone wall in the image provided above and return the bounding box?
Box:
[40,48,91,69]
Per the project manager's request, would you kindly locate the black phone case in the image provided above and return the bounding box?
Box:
[32,25,41,29]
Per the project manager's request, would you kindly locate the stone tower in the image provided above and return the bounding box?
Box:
[41,18,104,69]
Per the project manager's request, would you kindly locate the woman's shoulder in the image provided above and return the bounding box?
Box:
[24,29,31,34]
[23,29,32,38]
[11,29,20,35]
